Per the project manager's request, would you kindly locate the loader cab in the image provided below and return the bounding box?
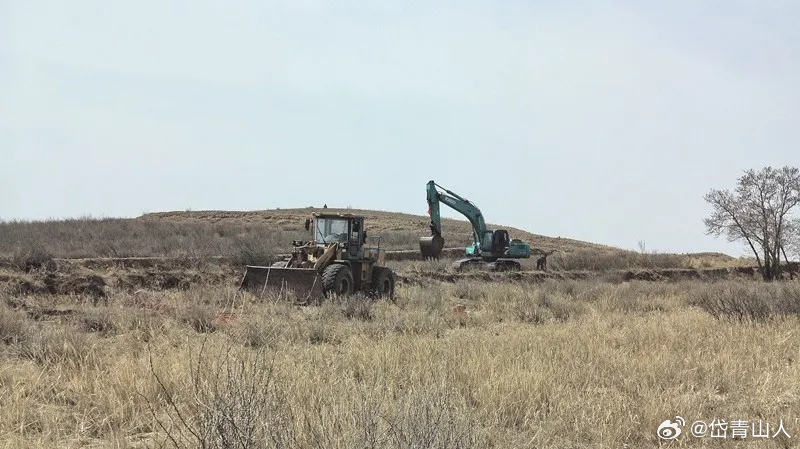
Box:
[311,214,365,259]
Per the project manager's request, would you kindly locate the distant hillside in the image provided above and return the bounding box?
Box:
[141,207,618,254]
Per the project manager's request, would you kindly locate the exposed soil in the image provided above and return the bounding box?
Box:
[394,266,766,286]
[1,270,107,299]
[0,257,238,298]
[0,254,792,299]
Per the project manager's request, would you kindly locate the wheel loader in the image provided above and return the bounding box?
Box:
[239,213,396,300]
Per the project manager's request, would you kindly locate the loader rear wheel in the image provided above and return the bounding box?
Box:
[372,267,395,299]
[322,264,354,297]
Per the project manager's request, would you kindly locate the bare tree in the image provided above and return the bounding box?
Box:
[788,218,800,255]
[704,166,800,281]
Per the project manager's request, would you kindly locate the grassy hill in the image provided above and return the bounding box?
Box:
[141,207,617,254]
[0,207,747,272]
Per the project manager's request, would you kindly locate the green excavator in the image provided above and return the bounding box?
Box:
[419,180,532,271]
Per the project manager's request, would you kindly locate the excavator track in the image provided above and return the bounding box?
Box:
[452,258,522,272]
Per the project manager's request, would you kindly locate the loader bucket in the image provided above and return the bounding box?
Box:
[240,265,323,300]
[419,235,445,260]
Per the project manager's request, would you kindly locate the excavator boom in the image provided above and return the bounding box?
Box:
[420,180,488,259]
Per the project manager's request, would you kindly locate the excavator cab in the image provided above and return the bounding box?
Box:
[490,230,511,255]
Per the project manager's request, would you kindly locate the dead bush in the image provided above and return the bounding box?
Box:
[339,295,375,321]
[80,308,117,336]
[240,319,281,349]
[549,250,688,271]
[180,304,217,333]
[515,289,585,324]
[13,243,55,272]
[145,342,293,449]
[231,234,283,267]
[453,281,486,301]
[308,321,341,345]
[385,385,479,449]
[688,281,800,321]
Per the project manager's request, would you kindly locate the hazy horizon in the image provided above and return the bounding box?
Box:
[4,1,799,257]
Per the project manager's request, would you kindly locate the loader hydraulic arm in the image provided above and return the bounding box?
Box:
[425,180,487,251]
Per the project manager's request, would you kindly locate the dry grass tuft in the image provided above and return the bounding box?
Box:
[16,325,98,369]
[180,303,218,333]
[337,295,376,321]
[79,307,117,336]
[0,307,30,345]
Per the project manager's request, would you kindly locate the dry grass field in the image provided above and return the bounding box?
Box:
[1,278,799,448]
[1,211,798,448]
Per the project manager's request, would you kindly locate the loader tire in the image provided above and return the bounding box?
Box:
[371,267,395,299]
[322,264,354,297]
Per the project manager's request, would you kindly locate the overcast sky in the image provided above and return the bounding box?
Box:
[2,0,798,255]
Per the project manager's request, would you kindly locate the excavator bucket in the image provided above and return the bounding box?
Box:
[240,266,323,300]
[419,234,445,260]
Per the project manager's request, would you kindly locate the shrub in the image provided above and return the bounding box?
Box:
[688,281,800,321]
[180,304,217,333]
[145,343,293,449]
[339,295,375,321]
[81,308,117,336]
[515,289,585,324]
[13,243,55,272]
[549,250,688,271]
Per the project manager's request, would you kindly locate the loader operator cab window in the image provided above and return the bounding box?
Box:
[315,218,349,245]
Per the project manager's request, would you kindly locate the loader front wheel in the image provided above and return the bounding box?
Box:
[322,264,354,297]
[372,267,395,299]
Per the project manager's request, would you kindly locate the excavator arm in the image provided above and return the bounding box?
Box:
[420,180,489,259]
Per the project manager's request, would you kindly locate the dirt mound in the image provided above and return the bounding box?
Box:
[398,266,767,286]
[396,269,596,285]
[64,256,228,271]
[113,271,197,292]
[54,274,107,298]
[1,272,107,298]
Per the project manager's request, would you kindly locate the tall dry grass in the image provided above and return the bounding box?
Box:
[0,279,799,447]
[0,217,295,261]
[547,249,690,271]
[0,217,431,262]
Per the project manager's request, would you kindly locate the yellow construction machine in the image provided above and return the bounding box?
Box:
[239,213,395,300]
